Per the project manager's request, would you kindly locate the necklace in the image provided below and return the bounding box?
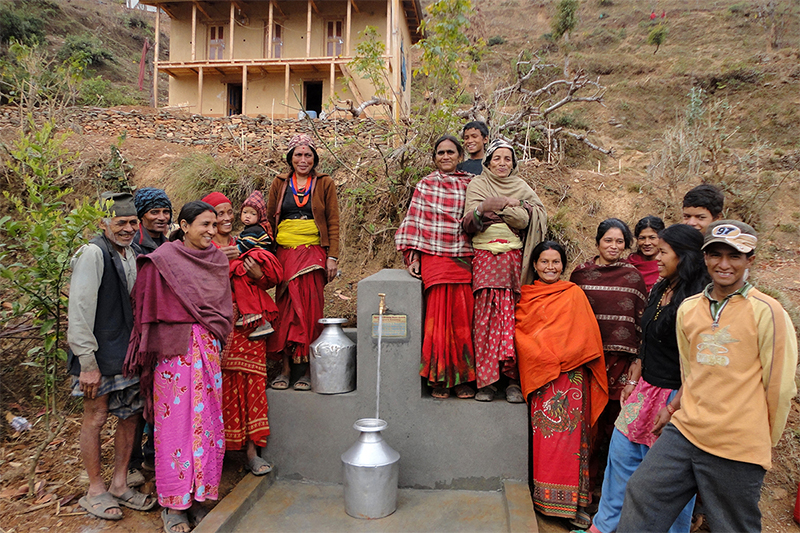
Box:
[289,173,312,208]
[652,284,675,321]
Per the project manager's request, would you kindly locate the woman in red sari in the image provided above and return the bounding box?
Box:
[569,218,647,489]
[516,241,608,529]
[395,135,476,400]
[266,134,339,391]
[626,215,664,294]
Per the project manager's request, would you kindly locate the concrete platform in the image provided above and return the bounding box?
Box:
[197,474,540,533]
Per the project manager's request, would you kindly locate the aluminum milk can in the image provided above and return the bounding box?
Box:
[309,318,356,394]
[341,418,400,519]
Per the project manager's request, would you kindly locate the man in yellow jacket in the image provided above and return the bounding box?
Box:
[618,220,798,532]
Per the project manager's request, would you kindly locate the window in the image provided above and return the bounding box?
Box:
[326,20,343,57]
[272,23,283,59]
[209,26,224,60]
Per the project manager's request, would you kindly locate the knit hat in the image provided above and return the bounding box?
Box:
[100,191,137,218]
[288,133,316,151]
[242,190,267,224]
[702,220,758,253]
[134,187,172,219]
[483,139,517,170]
[201,192,232,208]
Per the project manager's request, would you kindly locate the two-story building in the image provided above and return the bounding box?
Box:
[143,0,423,118]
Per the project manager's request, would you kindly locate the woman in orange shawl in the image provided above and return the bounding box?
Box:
[516,241,608,529]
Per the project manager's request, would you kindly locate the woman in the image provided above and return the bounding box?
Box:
[626,216,665,293]
[569,218,647,482]
[266,134,340,391]
[202,192,239,261]
[125,201,233,533]
[588,224,707,533]
[515,241,608,528]
[462,139,547,402]
[395,135,477,400]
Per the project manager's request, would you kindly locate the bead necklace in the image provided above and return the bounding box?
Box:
[289,173,312,208]
[652,284,675,321]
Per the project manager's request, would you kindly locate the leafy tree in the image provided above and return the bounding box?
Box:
[350,26,390,99]
[0,116,106,492]
[552,0,579,41]
[0,4,45,45]
[647,23,668,54]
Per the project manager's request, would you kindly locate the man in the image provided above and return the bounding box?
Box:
[126,187,172,485]
[618,220,797,532]
[682,184,724,234]
[68,192,156,519]
[456,120,489,175]
[131,187,172,255]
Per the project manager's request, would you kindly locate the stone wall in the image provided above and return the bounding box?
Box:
[0,106,393,152]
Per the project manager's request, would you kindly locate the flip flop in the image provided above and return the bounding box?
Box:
[114,487,157,511]
[475,385,497,402]
[127,467,145,487]
[245,455,274,476]
[270,374,290,390]
[162,508,190,533]
[293,376,311,391]
[454,384,475,399]
[431,387,450,399]
[505,384,524,404]
[79,491,123,520]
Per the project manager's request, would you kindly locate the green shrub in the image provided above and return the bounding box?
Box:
[488,35,506,46]
[552,0,579,41]
[598,0,613,5]
[58,34,114,67]
[77,76,143,107]
[647,23,668,54]
[553,111,590,130]
[0,4,45,45]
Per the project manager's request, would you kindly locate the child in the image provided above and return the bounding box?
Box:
[231,190,282,339]
[682,184,724,234]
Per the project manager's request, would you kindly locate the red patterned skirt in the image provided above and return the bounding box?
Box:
[529,368,591,520]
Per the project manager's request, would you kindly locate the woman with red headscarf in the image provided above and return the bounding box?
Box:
[266,134,340,391]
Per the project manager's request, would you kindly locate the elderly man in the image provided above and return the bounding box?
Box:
[127,187,172,485]
[618,221,798,532]
[68,192,156,520]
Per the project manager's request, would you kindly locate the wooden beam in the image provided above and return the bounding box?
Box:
[330,61,335,105]
[159,5,177,19]
[242,65,248,116]
[385,0,391,54]
[350,0,360,13]
[393,0,400,119]
[191,4,197,61]
[345,0,352,56]
[310,0,320,14]
[272,1,285,17]
[306,0,312,58]
[284,63,290,114]
[267,2,274,59]
[193,1,211,20]
[153,9,160,106]
[198,66,204,113]
[229,2,235,60]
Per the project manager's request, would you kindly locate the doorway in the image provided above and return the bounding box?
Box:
[227,83,242,116]
[303,81,323,117]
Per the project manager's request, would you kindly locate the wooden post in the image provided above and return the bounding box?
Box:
[267,2,274,58]
[330,61,335,106]
[385,0,391,53]
[229,2,235,60]
[306,0,312,58]
[198,66,204,114]
[346,0,352,56]
[191,3,197,60]
[392,0,400,119]
[284,64,291,116]
[242,66,248,115]
[153,8,160,107]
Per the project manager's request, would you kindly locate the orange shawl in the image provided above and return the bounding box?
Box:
[515,279,608,426]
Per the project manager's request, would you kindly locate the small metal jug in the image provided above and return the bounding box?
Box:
[309,318,356,394]
[341,418,400,519]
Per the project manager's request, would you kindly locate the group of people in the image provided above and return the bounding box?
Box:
[395,122,797,533]
[67,133,339,532]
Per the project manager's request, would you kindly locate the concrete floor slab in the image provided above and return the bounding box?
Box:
[234,480,513,532]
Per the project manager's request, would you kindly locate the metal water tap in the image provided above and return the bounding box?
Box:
[378,293,386,316]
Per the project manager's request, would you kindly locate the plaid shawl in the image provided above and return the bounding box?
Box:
[395,170,474,258]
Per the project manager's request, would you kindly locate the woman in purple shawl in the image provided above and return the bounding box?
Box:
[125,201,233,533]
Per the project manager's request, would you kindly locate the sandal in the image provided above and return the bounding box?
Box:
[475,385,497,402]
[127,467,145,487]
[162,508,191,533]
[569,508,592,529]
[79,491,123,520]
[245,455,274,476]
[431,387,450,399]
[114,487,157,511]
[454,384,475,399]
[505,384,524,404]
[293,376,311,391]
[270,374,290,390]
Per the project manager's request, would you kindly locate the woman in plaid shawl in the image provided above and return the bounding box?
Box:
[395,135,477,399]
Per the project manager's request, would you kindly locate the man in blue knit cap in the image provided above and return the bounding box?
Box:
[132,187,172,255]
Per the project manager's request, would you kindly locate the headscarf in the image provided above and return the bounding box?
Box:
[134,187,172,219]
[483,139,517,169]
[288,133,316,152]
[242,190,267,224]
[202,191,232,208]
